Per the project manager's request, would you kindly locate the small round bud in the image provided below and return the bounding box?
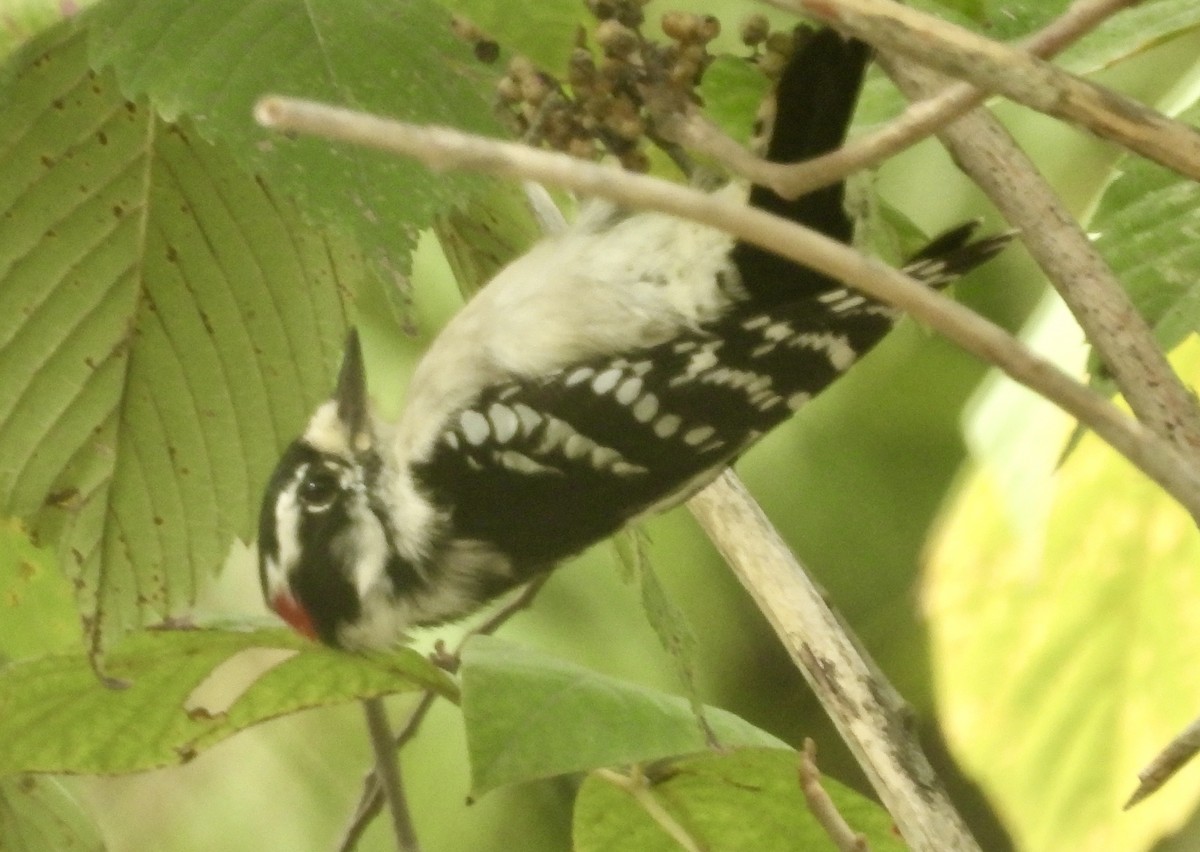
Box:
[599,55,637,89]
[609,114,643,141]
[620,148,650,172]
[495,75,521,103]
[756,50,786,79]
[764,30,795,57]
[739,14,769,47]
[614,0,645,29]
[567,136,597,159]
[603,95,643,141]
[507,55,537,81]
[669,57,701,86]
[596,19,638,58]
[519,73,550,105]
[567,48,597,89]
[695,15,720,43]
[660,11,697,42]
[474,40,500,64]
[586,0,618,20]
[449,14,483,43]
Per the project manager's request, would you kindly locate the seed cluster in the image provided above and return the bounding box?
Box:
[450,3,808,170]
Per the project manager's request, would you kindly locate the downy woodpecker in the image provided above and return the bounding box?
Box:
[257,29,1009,649]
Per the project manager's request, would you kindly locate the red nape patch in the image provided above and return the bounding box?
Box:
[271,591,318,641]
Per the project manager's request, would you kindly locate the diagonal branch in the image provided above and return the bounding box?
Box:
[879,55,1200,475]
[688,472,978,850]
[767,0,1200,181]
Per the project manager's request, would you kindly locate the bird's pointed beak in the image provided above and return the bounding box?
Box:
[335,328,371,452]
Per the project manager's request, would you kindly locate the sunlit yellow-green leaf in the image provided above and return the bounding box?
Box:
[926,339,1200,851]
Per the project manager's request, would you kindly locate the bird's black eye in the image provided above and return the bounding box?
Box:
[297,466,342,510]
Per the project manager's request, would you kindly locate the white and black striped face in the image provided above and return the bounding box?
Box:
[257,435,393,647]
[256,331,405,648]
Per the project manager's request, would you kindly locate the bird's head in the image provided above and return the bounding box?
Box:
[256,330,398,648]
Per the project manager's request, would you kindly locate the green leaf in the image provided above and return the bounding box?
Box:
[1091,99,1200,360]
[0,0,99,62]
[975,0,1068,39]
[574,749,906,852]
[86,0,500,317]
[1059,0,1200,73]
[0,519,79,661]
[856,1,1200,130]
[438,0,583,75]
[0,23,354,648]
[0,627,455,775]
[612,530,709,743]
[926,339,1200,850]
[697,55,770,149]
[913,0,987,26]
[460,636,784,796]
[0,775,104,852]
[433,180,541,300]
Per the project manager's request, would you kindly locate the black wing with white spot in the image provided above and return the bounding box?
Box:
[410,294,894,573]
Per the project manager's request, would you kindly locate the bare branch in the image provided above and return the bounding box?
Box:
[664,0,1138,201]
[254,98,1200,520]
[361,697,422,852]
[340,690,438,851]
[880,55,1200,483]
[458,575,550,645]
[799,739,870,852]
[1126,714,1200,808]
[688,472,978,851]
[1024,0,1142,58]
[767,0,1200,181]
[594,767,707,852]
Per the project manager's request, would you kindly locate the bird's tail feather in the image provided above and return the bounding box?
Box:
[731,29,871,304]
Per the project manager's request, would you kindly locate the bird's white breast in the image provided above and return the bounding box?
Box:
[394,198,744,463]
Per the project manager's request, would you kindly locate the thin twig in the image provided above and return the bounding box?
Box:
[1026,0,1142,58]
[688,472,979,851]
[338,577,550,851]
[361,697,422,852]
[766,0,1200,181]
[799,739,870,852]
[594,767,706,852]
[458,574,550,644]
[664,0,1138,201]
[253,98,1200,522]
[1126,714,1200,808]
